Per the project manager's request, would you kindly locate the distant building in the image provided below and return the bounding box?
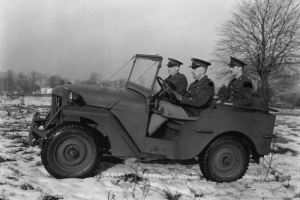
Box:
[41,87,52,95]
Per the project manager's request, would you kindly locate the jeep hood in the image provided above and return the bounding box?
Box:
[52,84,145,108]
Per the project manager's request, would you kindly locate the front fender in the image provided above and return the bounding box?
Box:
[62,106,140,157]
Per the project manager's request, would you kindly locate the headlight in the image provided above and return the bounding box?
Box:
[63,89,85,106]
[69,91,75,102]
[67,91,82,105]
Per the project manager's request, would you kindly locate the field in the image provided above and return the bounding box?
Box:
[0,96,299,200]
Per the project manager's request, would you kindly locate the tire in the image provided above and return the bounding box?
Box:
[41,123,102,178]
[199,135,249,182]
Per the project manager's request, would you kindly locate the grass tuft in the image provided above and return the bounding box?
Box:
[13,137,30,147]
[294,192,300,198]
[112,173,145,185]
[7,166,23,176]
[20,182,34,190]
[107,191,116,200]
[0,156,15,163]
[22,155,34,162]
[5,176,18,181]
[163,190,182,200]
[41,194,64,200]
[4,133,23,140]
[188,187,204,198]
[273,146,298,156]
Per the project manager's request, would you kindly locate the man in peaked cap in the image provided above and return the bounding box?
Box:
[148,58,215,136]
[164,58,187,96]
[178,58,215,116]
[218,56,253,106]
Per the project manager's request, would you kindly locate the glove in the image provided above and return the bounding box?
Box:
[171,89,182,101]
[165,80,177,90]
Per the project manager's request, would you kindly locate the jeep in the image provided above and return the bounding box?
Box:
[29,54,277,182]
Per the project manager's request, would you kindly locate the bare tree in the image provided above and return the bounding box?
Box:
[29,71,42,94]
[2,70,17,94]
[48,75,64,88]
[16,72,30,94]
[216,0,300,103]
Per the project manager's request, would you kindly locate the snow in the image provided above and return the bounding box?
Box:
[0,96,51,106]
[0,96,300,200]
[23,96,51,106]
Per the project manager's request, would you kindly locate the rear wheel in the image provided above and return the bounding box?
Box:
[199,135,249,182]
[41,123,102,178]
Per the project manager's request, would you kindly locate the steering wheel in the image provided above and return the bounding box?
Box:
[157,76,172,90]
[156,76,174,98]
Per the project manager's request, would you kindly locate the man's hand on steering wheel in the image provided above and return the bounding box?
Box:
[171,90,182,101]
[156,76,172,98]
[156,76,171,90]
[156,76,182,101]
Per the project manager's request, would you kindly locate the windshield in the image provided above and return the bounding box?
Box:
[127,56,161,94]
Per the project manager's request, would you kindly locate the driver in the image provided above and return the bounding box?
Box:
[148,58,215,136]
[164,58,187,96]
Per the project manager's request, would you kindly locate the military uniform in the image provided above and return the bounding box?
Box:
[164,72,187,95]
[220,75,253,106]
[161,58,187,103]
[148,58,214,135]
[181,75,215,116]
[218,57,253,107]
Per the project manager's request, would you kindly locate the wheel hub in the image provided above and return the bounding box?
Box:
[65,145,80,160]
[222,156,232,166]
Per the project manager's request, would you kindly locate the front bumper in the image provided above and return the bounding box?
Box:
[28,104,63,146]
[28,112,49,145]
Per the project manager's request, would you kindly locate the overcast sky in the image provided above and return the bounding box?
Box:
[0,0,238,82]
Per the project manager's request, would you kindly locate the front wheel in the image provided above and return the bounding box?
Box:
[41,123,102,178]
[199,135,249,182]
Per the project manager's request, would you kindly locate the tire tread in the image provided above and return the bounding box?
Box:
[41,123,102,178]
[199,135,249,182]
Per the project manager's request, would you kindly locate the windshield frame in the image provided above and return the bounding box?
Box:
[126,54,162,97]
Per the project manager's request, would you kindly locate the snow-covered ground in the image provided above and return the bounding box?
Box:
[0,97,299,200]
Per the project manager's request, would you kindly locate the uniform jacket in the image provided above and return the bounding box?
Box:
[219,74,253,106]
[164,72,188,95]
[180,75,215,116]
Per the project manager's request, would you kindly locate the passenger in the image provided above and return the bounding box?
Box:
[148,58,215,135]
[218,57,253,107]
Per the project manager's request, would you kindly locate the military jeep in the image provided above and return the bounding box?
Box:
[29,54,277,182]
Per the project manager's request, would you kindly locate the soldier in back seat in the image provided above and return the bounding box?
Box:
[148,58,215,135]
[218,57,254,107]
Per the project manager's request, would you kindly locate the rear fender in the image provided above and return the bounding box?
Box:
[61,106,140,157]
[175,107,275,159]
[176,126,260,160]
